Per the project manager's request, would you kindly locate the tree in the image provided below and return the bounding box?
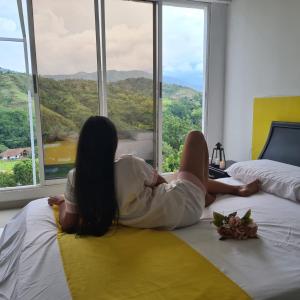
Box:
[0,144,8,153]
[162,144,184,172]
[13,159,38,186]
[162,96,202,172]
[0,108,30,149]
[0,172,16,187]
[163,113,193,150]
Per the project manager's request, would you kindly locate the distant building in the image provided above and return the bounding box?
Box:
[0,148,31,160]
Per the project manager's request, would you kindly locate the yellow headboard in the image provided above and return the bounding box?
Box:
[252,96,300,159]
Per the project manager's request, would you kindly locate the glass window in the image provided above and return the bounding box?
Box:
[0,0,208,194]
[105,0,155,165]
[162,5,205,172]
[0,44,38,188]
[32,0,99,179]
[0,0,22,38]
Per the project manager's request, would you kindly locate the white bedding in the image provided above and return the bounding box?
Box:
[175,178,300,300]
[1,177,300,299]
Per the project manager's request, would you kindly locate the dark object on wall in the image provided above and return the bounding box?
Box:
[259,121,300,167]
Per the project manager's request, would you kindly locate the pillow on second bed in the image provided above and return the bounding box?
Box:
[226,159,300,201]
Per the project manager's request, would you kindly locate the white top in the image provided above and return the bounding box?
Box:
[64,154,205,229]
[64,155,157,210]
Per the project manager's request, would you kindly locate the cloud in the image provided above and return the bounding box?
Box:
[163,6,205,74]
[0,17,17,35]
[33,1,153,75]
[31,1,205,76]
[34,8,97,75]
[106,24,153,72]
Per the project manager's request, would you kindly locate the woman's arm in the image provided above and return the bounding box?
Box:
[154,174,168,186]
[48,196,79,233]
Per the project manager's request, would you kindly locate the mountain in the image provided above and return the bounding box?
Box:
[0,67,12,73]
[45,70,152,82]
[164,71,204,92]
[107,70,152,82]
[162,83,199,100]
[0,67,202,147]
[44,69,204,91]
[0,69,28,108]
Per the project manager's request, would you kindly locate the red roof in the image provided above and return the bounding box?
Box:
[0,147,31,158]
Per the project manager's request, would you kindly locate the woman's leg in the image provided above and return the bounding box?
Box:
[179,131,259,206]
[179,131,212,207]
[207,179,260,197]
[179,131,209,188]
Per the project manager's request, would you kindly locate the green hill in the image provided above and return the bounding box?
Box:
[0,70,28,108]
[0,69,202,150]
[162,83,199,100]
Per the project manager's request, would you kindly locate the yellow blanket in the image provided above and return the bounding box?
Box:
[54,208,250,300]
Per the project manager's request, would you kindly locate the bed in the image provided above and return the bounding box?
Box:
[0,121,300,300]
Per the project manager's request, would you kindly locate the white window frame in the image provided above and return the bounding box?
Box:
[0,0,217,207]
[158,0,210,172]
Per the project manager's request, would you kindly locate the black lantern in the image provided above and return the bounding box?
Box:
[210,142,226,168]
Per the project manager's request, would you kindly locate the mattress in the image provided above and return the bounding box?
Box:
[0,178,300,299]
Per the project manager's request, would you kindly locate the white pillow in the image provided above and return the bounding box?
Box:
[226,159,300,201]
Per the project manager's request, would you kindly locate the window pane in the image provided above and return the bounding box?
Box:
[162,5,205,172]
[32,0,99,179]
[105,0,155,165]
[0,40,39,188]
[0,0,22,38]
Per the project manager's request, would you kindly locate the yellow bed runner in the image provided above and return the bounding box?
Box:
[54,208,250,300]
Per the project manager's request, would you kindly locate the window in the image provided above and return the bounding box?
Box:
[0,0,38,188]
[32,0,99,180]
[162,3,206,172]
[105,0,155,164]
[0,0,209,198]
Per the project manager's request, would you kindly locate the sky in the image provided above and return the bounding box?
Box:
[0,0,205,90]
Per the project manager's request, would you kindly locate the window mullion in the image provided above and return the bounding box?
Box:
[155,0,163,170]
[26,0,45,185]
[95,0,108,116]
[17,0,37,185]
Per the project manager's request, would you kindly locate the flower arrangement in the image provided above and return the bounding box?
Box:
[213,209,258,240]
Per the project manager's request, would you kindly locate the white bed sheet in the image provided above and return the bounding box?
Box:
[0,200,70,300]
[175,178,300,300]
[0,178,300,299]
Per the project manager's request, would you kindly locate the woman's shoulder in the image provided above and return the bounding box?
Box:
[115,154,149,176]
[67,168,76,184]
[115,154,143,163]
[68,168,75,176]
[115,154,133,162]
[115,154,146,167]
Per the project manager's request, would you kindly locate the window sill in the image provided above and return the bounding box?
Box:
[0,172,175,210]
[0,183,65,210]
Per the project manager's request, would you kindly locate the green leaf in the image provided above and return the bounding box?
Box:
[213,212,225,227]
[242,209,251,221]
[212,220,221,227]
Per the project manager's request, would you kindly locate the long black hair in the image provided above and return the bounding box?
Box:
[74,116,119,236]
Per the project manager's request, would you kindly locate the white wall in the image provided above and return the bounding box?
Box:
[205,3,228,155]
[223,0,300,161]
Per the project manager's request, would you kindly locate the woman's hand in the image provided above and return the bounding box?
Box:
[48,195,65,206]
[205,193,216,207]
[155,174,168,186]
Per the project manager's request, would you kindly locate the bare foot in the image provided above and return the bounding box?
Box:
[237,180,260,197]
[205,193,216,207]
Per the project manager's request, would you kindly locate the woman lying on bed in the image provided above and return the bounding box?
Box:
[48,116,259,236]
